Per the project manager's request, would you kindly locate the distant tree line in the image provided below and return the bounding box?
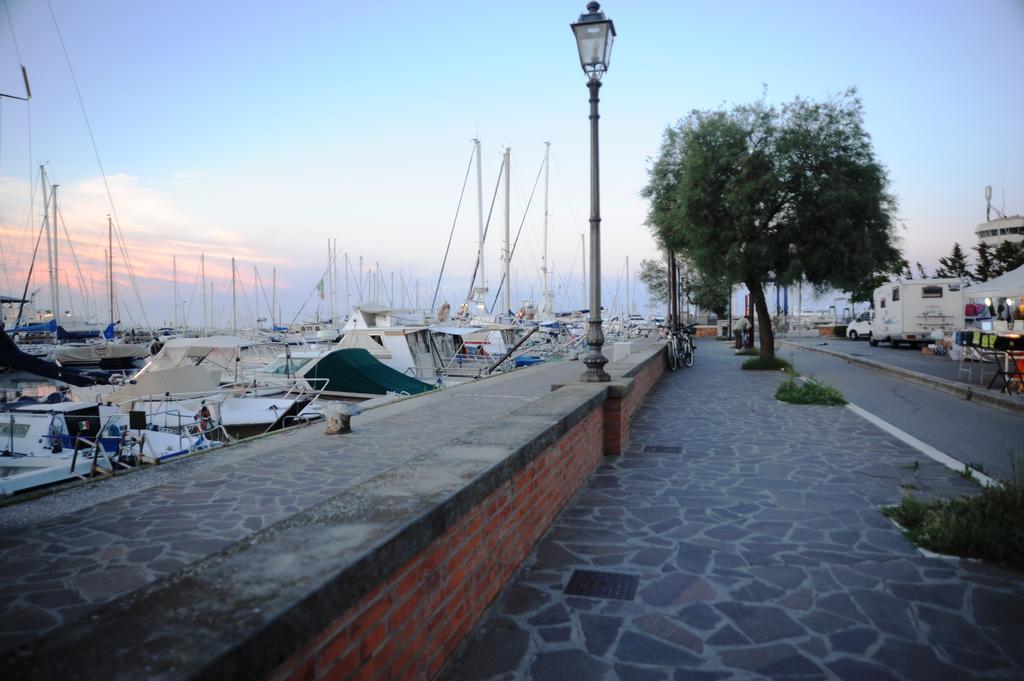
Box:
[906,240,1024,282]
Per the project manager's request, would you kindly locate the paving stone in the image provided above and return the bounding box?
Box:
[946,645,1014,674]
[829,627,879,654]
[580,613,622,656]
[872,639,971,681]
[503,584,550,616]
[68,566,149,603]
[830,565,880,588]
[538,626,572,643]
[825,658,904,681]
[614,631,702,668]
[526,603,570,627]
[848,589,918,640]
[885,582,966,611]
[796,636,828,658]
[916,605,1001,655]
[676,603,721,631]
[614,663,669,681]
[447,617,529,681]
[529,649,610,681]
[674,543,713,575]
[718,643,823,676]
[728,580,785,603]
[778,588,813,611]
[816,593,868,624]
[971,587,1024,628]
[749,565,807,590]
[671,671,733,681]
[633,614,703,653]
[632,547,672,567]
[799,609,857,635]
[638,573,702,607]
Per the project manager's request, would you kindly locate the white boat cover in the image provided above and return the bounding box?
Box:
[103,366,222,409]
[52,343,149,364]
[218,398,296,426]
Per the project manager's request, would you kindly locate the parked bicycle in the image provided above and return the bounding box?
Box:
[667,323,697,370]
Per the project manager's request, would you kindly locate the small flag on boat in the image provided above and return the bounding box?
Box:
[316,278,325,299]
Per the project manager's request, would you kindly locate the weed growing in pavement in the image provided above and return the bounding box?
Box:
[882,481,1024,571]
[742,356,793,371]
[775,377,847,405]
[960,465,977,483]
[900,461,920,473]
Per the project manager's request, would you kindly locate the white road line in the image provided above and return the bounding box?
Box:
[845,402,1000,488]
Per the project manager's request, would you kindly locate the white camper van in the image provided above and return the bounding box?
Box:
[870,279,964,348]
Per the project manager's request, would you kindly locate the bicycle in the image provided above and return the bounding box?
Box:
[667,323,697,370]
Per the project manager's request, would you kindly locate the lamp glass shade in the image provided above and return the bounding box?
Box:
[572,19,614,78]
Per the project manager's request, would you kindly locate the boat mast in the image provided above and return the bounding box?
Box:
[172,255,178,333]
[344,253,350,317]
[327,239,333,322]
[472,138,487,310]
[40,167,54,329]
[625,256,630,328]
[201,253,207,335]
[108,215,115,329]
[253,265,259,330]
[52,182,60,333]
[503,146,511,316]
[231,256,237,334]
[271,266,277,330]
[542,141,552,315]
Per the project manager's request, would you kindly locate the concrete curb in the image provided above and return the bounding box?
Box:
[778,340,1024,417]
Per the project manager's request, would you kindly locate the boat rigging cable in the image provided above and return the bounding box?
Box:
[1,1,34,297]
[44,0,152,330]
[430,145,476,313]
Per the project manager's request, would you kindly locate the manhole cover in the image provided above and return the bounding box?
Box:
[564,569,639,600]
[644,445,682,454]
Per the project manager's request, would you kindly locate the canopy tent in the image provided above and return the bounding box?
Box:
[964,264,1024,299]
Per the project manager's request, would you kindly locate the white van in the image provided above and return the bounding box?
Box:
[870,279,964,348]
[846,311,872,340]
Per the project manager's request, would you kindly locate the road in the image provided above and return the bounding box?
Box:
[778,341,1023,482]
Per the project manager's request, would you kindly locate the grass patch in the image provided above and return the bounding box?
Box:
[775,377,847,405]
[741,356,792,372]
[882,481,1024,570]
[735,348,760,356]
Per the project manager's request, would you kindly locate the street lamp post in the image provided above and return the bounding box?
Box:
[571,1,615,383]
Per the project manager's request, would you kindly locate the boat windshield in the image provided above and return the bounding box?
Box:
[263,357,314,375]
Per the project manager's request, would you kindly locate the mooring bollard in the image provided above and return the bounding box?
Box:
[324,402,362,434]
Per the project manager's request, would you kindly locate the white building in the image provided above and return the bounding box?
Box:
[975,215,1024,248]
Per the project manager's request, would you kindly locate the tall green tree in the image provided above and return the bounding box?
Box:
[974,242,996,282]
[933,243,974,281]
[637,255,730,317]
[637,258,669,304]
[642,90,903,359]
[993,241,1024,277]
[915,262,929,279]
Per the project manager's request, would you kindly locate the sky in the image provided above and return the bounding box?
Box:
[0,0,1022,328]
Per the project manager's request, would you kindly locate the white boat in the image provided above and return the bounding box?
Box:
[0,400,221,496]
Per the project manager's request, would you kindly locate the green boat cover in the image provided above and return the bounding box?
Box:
[306,348,435,395]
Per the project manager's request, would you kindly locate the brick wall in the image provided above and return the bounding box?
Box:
[268,348,666,681]
[270,409,605,681]
[603,346,668,455]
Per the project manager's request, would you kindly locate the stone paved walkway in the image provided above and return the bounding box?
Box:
[0,357,592,655]
[444,340,1024,680]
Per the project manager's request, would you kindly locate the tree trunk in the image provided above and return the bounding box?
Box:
[746,279,775,359]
